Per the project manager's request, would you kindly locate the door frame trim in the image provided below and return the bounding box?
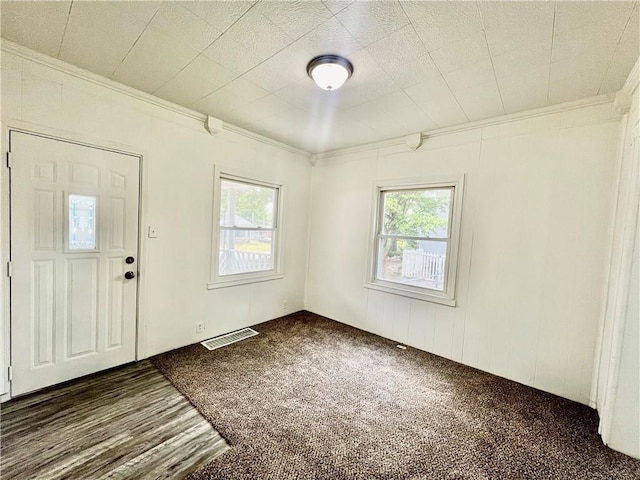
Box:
[2,122,149,399]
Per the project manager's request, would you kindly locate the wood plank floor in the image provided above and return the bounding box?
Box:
[0,360,228,479]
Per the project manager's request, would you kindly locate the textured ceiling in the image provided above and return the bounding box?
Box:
[1,1,638,153]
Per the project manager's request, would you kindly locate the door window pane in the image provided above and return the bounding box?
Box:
[68,194,97,250]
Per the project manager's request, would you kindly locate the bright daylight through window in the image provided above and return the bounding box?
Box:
[368,177,464,306]
[217,177,279,278]
[68,194,97,250]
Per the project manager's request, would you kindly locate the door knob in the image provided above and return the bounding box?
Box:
[124,271,135,280]
[126,256,135,264]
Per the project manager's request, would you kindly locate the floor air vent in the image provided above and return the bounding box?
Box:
[201,328,259,351]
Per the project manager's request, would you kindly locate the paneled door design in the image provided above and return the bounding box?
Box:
[10,131,140,396]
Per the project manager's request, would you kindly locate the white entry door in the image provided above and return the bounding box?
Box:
[10,131,140,396]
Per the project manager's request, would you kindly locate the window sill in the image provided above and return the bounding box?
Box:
[364,281,456,307]
[208,273,284,290]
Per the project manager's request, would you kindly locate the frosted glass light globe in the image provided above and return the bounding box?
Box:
[307,55,353,91]
[310,63,349,91]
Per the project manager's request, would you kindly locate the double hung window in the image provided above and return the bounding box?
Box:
[366,176,464,306]
[209,173,282,289]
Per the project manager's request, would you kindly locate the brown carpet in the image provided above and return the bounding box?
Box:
[152,311,640,480]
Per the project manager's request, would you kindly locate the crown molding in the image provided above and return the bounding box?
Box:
[1,40,310,160]
[310,137,406,163]
[613,91,632,115]
[313,92,617,161]
[621,56,639,95]
[223,123,310,158]
[2,40,630,164]
[2,40,206,121]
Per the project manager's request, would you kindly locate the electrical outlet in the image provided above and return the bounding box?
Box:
[196,322,204,333]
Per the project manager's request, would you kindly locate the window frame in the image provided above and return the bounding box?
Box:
[365,175,465,306]
[208,169,284,290]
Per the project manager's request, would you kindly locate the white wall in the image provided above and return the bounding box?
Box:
[0,44,312,395]
[594,73,639,458]
[610,219,639,456]
[306,101,622,406]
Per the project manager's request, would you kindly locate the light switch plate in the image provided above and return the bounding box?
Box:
[148,226,158,238]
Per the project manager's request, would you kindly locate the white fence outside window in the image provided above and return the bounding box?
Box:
[401,250,446,288]
[219,249,272,276]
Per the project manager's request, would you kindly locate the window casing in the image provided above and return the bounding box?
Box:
[366,175,465,306]
[208,172,283,289]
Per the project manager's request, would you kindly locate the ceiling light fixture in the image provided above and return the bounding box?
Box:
[307,55,353,91]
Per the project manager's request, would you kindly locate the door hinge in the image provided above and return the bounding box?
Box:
[6,152,11,169]
[7,366,12,381]
[6,261,12,278]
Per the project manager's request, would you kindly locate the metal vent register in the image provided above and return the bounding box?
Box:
[201,328,259,351]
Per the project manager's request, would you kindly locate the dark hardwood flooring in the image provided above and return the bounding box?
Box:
[0,360,228,479]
